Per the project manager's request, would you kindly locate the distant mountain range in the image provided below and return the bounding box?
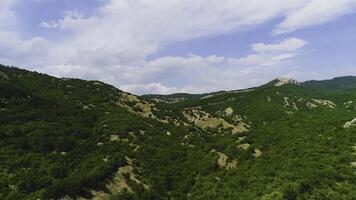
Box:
[143,76,356,103]
[302,76,356,90]
[1,64,355,200]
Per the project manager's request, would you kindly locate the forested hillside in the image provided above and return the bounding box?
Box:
[0,65,355,200]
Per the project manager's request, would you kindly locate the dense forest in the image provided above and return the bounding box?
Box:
[0,64,355,200]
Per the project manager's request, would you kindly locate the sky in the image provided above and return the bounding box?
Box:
[1,0,356,94]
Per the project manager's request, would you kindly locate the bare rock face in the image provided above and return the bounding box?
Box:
[183,109,249,134]
[0,71,9,80]
[275,78,300,87]
[312,99,336,109]
[306,102,317,109]
[216,152,237,170]
[224,107,234,116]
[253,149,262,157]
[343,118,356,128]
[90,156,148,200]
[117,92,169,123]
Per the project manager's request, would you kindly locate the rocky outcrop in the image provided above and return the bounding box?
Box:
[0,71,9,80]
[312,99,336,109]
[91,156,148,199]
[117,93,169,123]
[343,118,356,128]
[253,149,262,157]
[237,143,250,150]
[275,78,300,87]
[224,107,234,116]
[183,109,249,134]
[306,102,317,109]
[213,151,237,170]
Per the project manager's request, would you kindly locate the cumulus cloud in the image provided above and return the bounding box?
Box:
[0,0,49,66]
[0,31,49,65]
[37,38,307,94]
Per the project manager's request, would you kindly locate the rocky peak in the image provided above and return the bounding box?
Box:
[274,78,300,87]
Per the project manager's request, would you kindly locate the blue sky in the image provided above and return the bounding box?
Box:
[1,0,356,94]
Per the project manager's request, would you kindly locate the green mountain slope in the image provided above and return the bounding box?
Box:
[1,65,356,200]
[0,65,202,200]
[302,76,356,90]
[169,83,356,199]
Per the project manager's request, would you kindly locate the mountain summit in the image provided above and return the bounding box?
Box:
[273,78,300,87]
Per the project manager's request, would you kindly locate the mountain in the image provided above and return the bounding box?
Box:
[302,76,356,90]
[141,91,230,103]
[265,78,300,87]
[142,93,205,103]
[0,64,356,200]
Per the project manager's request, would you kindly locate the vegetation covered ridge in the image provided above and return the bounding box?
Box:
[0,64,355,200]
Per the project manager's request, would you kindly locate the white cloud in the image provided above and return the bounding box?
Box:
[251,38,307,53]
[238,38,305,66]
[121,83,179,95]
[0,31,49,65]
[273,0,356,34]
[37,64,102,79]
[41,11,100,30]
[0,0,49,66]
[37,38,306,94]
[37,0,302,70]
[125,38,306,94]
[34,0,352,74]
[0,0,19,29]
[1,0,355,94]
